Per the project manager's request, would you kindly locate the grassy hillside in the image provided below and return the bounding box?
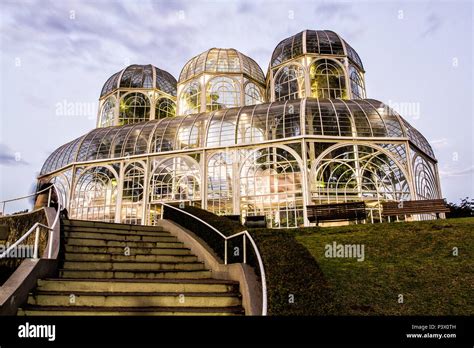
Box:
[294,217,473,315]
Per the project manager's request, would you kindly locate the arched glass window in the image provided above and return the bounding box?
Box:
[155,98,176,119]
[240,147,304,228]
[244,83,263,105]
[121,162,145,224]
[310,59,347,99]
[179,81,201,115]
[206,77,241,111]
[70,166,118,222]
[119,92,150,125]
[100,97,116,127]
[350,66,366,99]
[207,152,234,215]
[274,65,305,101]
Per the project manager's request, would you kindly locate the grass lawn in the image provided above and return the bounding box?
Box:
[294,217,473,315]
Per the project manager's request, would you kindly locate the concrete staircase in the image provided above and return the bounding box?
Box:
[18,219,244,316]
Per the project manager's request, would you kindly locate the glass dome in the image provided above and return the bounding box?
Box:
[270,30,364,70]
[40,98,435,175]
[179,48,265,85]
[100,64,177,98]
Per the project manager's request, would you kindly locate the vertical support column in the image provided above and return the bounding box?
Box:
[433,163,446,219]
[200,76,207,113]
[68,164,77,215]
[201,150,207,210]
[404,142,417,221]
[232,150,240,215]
[301,138,310,227]
[114,162,124,223]
[142,158,150,225]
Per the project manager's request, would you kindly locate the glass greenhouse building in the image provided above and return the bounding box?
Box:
[38,30,442,228]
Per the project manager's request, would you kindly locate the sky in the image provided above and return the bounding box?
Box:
[0,0,473,211]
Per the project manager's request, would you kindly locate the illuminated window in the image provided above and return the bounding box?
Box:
[310,59,347,99]
[121,162,145,224]
[70,166,118,222]
[179,81,201,115]
[155,98,176,119]
[206,77,241,111]
[119,92,150,125]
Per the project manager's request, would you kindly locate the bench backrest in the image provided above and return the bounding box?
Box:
[244,215,267,228]
[382,199,449,216]
[307,202,366,221]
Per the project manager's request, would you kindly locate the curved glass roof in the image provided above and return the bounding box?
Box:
[270,30,364,70]
[40,98,434,175]
[179,48,265,85]
[100,64,177,98]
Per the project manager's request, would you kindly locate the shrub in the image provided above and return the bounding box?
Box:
[250,228,334,315]
[163,205,246,264]
[163,205,333,315]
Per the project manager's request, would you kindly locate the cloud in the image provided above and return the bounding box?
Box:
[429,138,449,149]
[421,13,442,37]
[0,0,195,75]
[0,144,29,166]
[439,165,474,178]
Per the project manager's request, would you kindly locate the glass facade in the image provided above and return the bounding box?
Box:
[38,30,442,228]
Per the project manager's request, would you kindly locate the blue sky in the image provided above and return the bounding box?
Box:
[0,0,472,211]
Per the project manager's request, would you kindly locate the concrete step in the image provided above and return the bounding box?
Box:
[62,260,205,271]
[27,291,241,308]
[18,305,244,316]
[63,237,183,248]
[62,219,166,232]
[36,278,239,293]
[62,226,169,237]
[64,245,192,255]
[64,252,198,263]
[58,269,212,280]
[63,231,176,242]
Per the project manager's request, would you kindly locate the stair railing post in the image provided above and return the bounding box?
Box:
[48,228,53,258]
[33,226,40,259]
[1,201,5,216]
[224,239,228,265]
[47,186,52,207]
[243,233,247,264]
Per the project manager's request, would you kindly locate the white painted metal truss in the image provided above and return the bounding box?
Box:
[38,30,442,228]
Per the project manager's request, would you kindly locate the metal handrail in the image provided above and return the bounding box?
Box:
[161,202,268,316]
[0,185,62,260]
[0,185,55,215]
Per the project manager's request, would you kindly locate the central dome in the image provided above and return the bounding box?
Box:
[178,48,265,85]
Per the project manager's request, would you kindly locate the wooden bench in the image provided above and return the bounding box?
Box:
[382,199,449,218]
[244,215,267,228]
[307,202,367,225]
[223,215,241,223]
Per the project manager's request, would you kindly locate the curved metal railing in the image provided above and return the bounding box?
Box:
[0,184,63,259]
[161,202,268,316]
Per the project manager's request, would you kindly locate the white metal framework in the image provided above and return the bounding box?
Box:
[38,30,442,228]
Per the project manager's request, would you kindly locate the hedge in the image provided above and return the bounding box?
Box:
[163,205,334,315]
[249,228,334,315]
[163,205,247,264]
